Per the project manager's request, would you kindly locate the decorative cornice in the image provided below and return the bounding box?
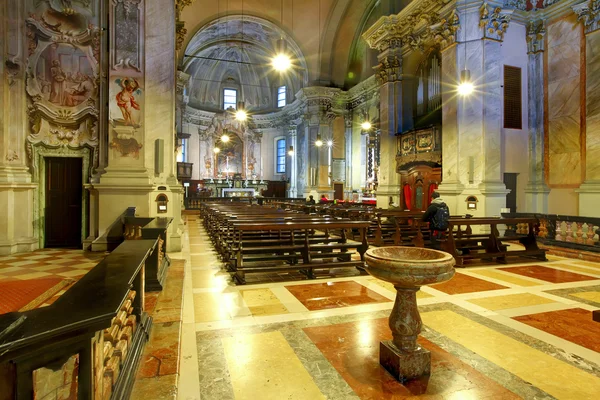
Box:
[526,19,546,53]
[573,0,600,34]
[480,3,512,40]
[362,0,446,52]
[504,0,527,10]
[346,76,378,110]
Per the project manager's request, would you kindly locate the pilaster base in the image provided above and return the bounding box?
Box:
[380,340,431,382]
[376,185,401,209]
[524,182,550,213]
[0,238,38,256]
[435,182,464,214]
[576,181,600,217]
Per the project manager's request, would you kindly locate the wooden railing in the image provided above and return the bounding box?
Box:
[501,212,600,253]
[0,239,160,400]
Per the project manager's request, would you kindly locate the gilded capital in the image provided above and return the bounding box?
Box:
[479,3,511,41]
[430,9,460,50]
[526,19,546,54]
[373,54,401,85]
[573,0,600,34]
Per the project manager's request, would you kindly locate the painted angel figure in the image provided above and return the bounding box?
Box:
[115,78,141,126]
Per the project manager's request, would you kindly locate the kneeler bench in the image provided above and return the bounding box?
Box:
[442,218,547,267]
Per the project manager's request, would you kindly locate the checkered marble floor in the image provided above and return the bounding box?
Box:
[0,248,106,282]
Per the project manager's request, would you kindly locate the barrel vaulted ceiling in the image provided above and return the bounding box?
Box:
[180,0,386,102]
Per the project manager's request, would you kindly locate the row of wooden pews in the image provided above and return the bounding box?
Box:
[201,203,371,284]
[271,202,548,267]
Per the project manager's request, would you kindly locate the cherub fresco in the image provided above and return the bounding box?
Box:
[115,78,141,126]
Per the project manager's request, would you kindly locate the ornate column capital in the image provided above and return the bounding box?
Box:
[479,3,512,41]
[526,19,546,54]
[373,54,402,85]
[573,0,600,34]
[430,9,460,51]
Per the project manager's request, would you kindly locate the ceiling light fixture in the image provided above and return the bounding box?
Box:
[361,121,372,130]
[315,134,323,147]
[458,0,474,96]
[235,101,247,121]
[271,1,292,72]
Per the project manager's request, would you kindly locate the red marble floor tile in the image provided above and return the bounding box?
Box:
[304,318,519,400]
[137,321,181,378]
[429,273,508,295]
[498,265,598,283]
[145,293,160,314]
[513,308,600,352]
[285,281,391,311]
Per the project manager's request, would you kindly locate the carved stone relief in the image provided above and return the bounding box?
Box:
[111,0,143,71]
[25,2,100,175]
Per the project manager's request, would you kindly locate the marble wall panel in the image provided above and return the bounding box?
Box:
[585,32,600,180]
[441,46,459,183]
[547,15,583,187]
[458,41,484,185]
[482,40,503,182]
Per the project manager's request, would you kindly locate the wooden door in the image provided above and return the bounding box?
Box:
[333,183,344,200]
[45,157,83,248]
[503,173,518,213]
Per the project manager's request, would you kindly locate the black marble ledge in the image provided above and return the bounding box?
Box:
[0,239,157,355]
[140,217,173,239]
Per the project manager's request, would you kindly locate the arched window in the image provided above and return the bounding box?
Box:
[275,137,286,173]
[277,85,286,108]
[223,88,237,110]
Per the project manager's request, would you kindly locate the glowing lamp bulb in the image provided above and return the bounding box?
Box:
[458,69,474,96]
[235,110,247,121]
[361,121,372,130]
[288,146,294,156]
[221,134,230,143]
[271,54,292,72]
[327,140,333,147]
[315,139,323,147]
[457,82,474,96]
[213,147,220,154]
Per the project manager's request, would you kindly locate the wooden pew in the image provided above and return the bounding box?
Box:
[228,220,370,284]
[441,217,547,267]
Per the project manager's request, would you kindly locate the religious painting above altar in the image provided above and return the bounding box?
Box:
[199,111,263,179]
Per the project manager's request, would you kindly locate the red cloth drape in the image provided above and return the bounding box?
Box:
[427,183,438,205]
[403,184,412,210]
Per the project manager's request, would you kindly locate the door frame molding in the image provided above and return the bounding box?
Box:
[31,144,92,249]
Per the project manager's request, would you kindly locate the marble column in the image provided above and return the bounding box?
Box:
[0,0,37,255]
[440,3,509,217]
[524,19,550,213]
[374,47,403,208]
[317,113,334,196]
[436,42,464,212]
[344,115,353,198]
[288,124,298,198]
[574,2,600,216]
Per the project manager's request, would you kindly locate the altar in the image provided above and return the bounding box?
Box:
[222,188,255,197]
